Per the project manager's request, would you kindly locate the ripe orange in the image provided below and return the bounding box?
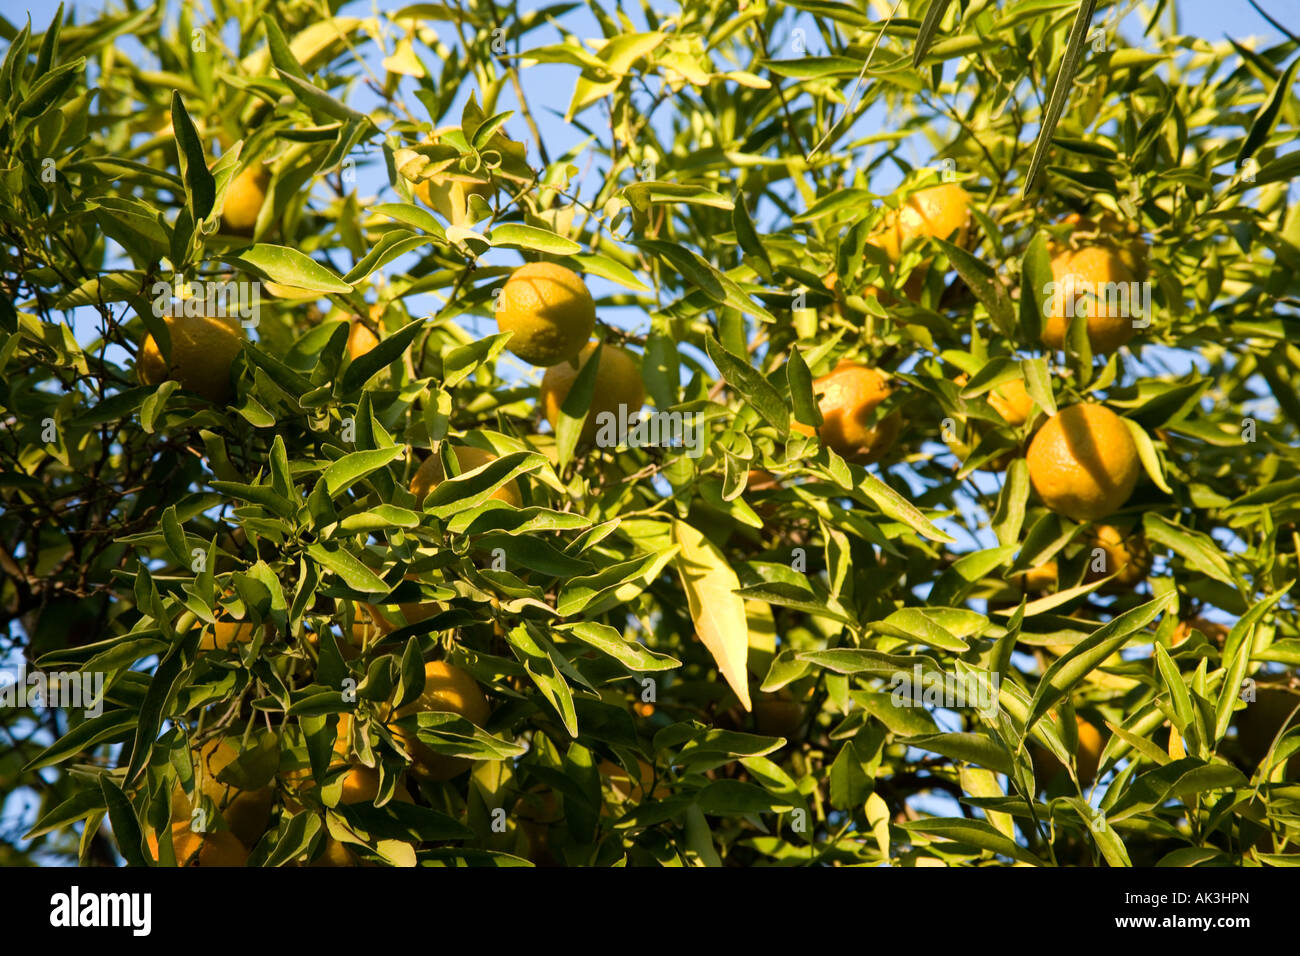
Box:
[174,738,274,847]
[987,377,1036,427]
[410,445,523,508]
[1031,715,1105,787]
[148,822,248,866]
[1041,246,1141,353]
[1050,212,1148,280]
[863,183,971,302]
[598,758,670,804]
[200,616,274,651]
[1027,405,1141,521]
[867,183,972,262]
[222,164,270,235]
[138,313,243,404]
[389,660,491,781]
[538,342,645,447]
[1082,524,1151,589]
[495,263,596,367]
[796,362,899,463]
[413,174,492,226]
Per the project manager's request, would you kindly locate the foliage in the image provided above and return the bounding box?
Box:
[1,0,1298,867]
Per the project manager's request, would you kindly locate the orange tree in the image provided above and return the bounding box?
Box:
[1,0,1298,867]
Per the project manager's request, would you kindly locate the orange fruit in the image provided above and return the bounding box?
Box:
[1049,212,1148,280]
[389,661,491,781]
[199,617,274,651]
[173,738,274,847]
[1041,246,1141,353]
[222,164,270,235]
[410,445,522,508]
[138,313,243,404]
[1022,562,1059,594]
[598,758,669,804]
[413,175,492,226]
[1027,405,1140,521]
[867,183,972,262]
[148,821,248,866]
[347,321,380,361]
[538,342,645,447]
[495,262,595,367]
[988,377,1036,427]
[1082,524,1151,589]
[796,362,899,462]
[1031,715,1105,787]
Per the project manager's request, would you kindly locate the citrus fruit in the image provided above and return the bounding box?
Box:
[1082,524,1151,589]
[988,377,1036,427]
[222,164,269,235]
[597,758,669,804]
[538,342,645,447]
[1031,715,1105,787]
[1050,212,1148,280]
[867,183,972,262]
[1041,246,1141,353]
[200,616,273,651]
[1027,404,1141,521]
[410,445,523,508]
[148,821,248,866]
[413,174,492,226]
[495,262,596,367]
[174,737,274,847]
[796,362,899,462]
[138,312,243,404]
[347,321,380,361]
[389,660,491,781]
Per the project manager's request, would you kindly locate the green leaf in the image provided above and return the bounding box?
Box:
[704,333,789,433]
[489,223,581,255]
[556,621,681,671]
[1237,58,1298,169]
[339,318,425,392]
[855,471,953,543]
[24,711,137,772]
[901,817,1040,865]
[305,543,390,593]
[570,252,648,291]
[1024,0,1098,192]
[230,244,352,293]
[1142,514,1235,586]
[169,90,215,222]
[912,0,955,66]
[320,446,405,498]
[101,776,148,867]
[1026,592,1176,736]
